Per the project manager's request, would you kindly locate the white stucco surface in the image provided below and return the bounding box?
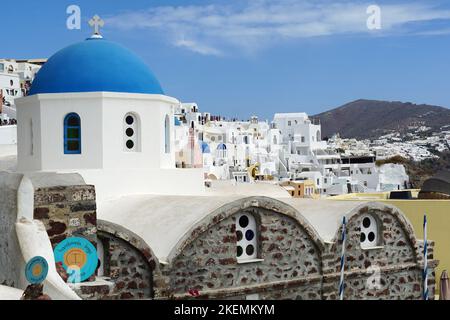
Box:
[279,198,367,241]
[77,167,205,202]
[206,180,290,198]
[15,92,179,172]
[99,195,242,263]
[0,285,23,300]
[15,218,81,300]
[0,126,17,144]
[0,144,17,157]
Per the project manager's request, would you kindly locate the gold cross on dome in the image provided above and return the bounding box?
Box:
[89,15,104,35]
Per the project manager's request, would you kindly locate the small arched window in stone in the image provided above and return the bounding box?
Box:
[236,213,257,261]
[124,113,140,152]
[360,214,379,249]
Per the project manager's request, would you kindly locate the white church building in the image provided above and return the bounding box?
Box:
[15,33,204,202]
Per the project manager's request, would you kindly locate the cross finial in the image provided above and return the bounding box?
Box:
[89,15,104,37]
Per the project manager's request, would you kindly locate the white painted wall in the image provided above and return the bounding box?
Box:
[0,72,23,105]
[101,93,177,169]
[15,92,179,172]
[0,125,17,144]
[16,97,42,171]
[77,167,205,202]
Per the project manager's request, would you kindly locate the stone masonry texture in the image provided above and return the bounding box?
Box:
[158,207,323,300]
[98,232,153,300]
[33,185,97,248]
[33,185,98,283]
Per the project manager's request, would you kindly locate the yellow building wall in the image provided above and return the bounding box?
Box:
[381,200,450,294]
[332,196,450,294]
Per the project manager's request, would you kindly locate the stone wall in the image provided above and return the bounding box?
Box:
[148,203,437,300]
[98,233,153,300]
[33,184,98,284]
[158,207,323,299]
[0,172,23,288]
[321,206,437,300]
[33,185,97,249]
[69,278,115,300]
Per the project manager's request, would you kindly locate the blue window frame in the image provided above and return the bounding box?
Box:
[64,113,81,154]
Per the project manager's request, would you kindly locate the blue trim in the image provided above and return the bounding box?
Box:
[64,113,81,154]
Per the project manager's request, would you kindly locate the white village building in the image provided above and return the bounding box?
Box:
[1,59,41,119]
[172,107,409,196]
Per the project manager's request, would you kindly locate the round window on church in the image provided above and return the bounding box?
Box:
[126,116,134,125]
[124,113,140,152]
[235,213,258,261]
[239,215,249,228]
[126,140,134,149]
[360,214,379,249]
[126,128,134,137]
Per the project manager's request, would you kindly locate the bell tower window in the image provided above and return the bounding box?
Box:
[124,113,140,152]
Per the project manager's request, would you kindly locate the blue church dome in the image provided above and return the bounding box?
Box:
[29,37,164,95]
[201,141,210,154]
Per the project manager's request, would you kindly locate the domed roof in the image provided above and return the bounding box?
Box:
[201,141,210,153]
[29,37,164,96]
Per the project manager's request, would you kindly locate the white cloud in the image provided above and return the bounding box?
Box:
[105,0,450,55]
[174,38,223,56]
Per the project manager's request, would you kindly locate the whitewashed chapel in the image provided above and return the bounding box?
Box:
[0,20,437,300]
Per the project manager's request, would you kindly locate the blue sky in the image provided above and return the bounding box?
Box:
[3,0,450,120]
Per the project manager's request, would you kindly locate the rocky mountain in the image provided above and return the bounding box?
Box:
[312,99,450,140]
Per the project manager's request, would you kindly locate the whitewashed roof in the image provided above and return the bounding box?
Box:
[97,194,371,263]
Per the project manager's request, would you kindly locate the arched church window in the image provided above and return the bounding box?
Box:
[316,130,321,142]
[217,143,227,158]
[165,115,170,153]
[124,113,140,152]
[236,213,258,261]
[64,113,81,154]
[360,214,379,249]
